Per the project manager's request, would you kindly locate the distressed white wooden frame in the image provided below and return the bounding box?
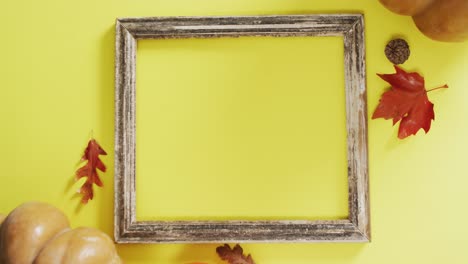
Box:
[115,14,369,243]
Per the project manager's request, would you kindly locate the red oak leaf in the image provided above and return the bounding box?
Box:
[76,139,107,204]
[216,244,255,264]
[372,66,448,139]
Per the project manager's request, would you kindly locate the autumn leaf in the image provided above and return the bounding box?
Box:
[76,139,107,204]
[216,244,255,264]
[372,65,448,139]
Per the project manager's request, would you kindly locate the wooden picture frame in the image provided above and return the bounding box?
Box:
[114,14,369,243]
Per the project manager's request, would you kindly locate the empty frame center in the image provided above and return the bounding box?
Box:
[135,36,348,221]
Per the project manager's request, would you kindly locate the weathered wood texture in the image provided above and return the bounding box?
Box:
[115,14,369,244]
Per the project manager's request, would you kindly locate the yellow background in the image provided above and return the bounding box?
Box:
[1,0,468,263]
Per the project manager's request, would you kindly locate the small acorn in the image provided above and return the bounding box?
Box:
[385,38,410,64]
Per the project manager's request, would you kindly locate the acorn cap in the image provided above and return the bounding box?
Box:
[385,39,410,65]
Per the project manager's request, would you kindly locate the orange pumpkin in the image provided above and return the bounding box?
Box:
[379,0,468,42]
[379,0,434,16]
[413,0,468,42]
[34,227,122,264]
[0,202,70,264]
[0,202,122,264]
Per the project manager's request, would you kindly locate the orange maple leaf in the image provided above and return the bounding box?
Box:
[372,65,448,139]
